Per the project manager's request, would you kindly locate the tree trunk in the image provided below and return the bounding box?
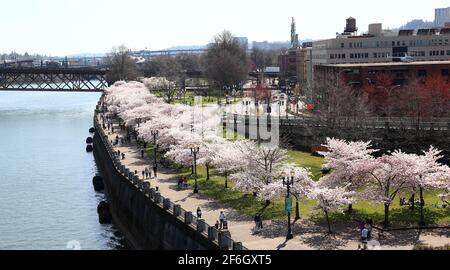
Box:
[224,173,228,188]
[295,198,300,220]
[384,203,390,228]
[325,210,332,233]
[410,194,415,211]
[347,204,353,213]
[419,187,425,227]
[206,165,210,181]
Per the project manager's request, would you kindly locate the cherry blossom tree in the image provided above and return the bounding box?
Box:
[403,146,450,225]
[164,131,202,170]
[211,141,246,188]
[319,138,378,212]
[197,135,227,181]
[309,185,354,233]
[230,141,288,203]
[258,164,315,219]
[363,152,416,227]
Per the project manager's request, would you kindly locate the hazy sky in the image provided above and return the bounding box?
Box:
[1,0,449,56]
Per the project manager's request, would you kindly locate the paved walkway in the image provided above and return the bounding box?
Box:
[97,113,450,250]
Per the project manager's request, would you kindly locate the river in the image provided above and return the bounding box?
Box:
[0,91,126,250]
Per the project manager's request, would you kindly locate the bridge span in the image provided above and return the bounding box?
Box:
[0,67,108,92]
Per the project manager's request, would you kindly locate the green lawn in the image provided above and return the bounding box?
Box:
[287,150,324,181]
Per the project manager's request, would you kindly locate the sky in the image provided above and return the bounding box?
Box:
[1,0,449,56]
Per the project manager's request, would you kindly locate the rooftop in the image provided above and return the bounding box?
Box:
[322,60,450,68]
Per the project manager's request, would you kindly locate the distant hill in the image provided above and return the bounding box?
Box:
[399,19,435,30]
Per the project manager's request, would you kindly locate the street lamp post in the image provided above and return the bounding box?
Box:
[151,130,159,178]
[278,100,281,123]
[282,171,295,240]
[190,145,200,194]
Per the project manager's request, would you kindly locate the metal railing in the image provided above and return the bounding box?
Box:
[223,113,450,131]
[93,102,247,250]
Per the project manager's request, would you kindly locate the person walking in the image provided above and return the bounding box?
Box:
[257,213,263,230]
[145,168,149,179]
[153,164,157,178]
[359,221,365,233]
[142,170,145,179]
[361,226,369,243]
[140,149,145,158]
[196,207,202,219]
[219,211,226,229]
[365,221,373,241]
[254,213,259,230]
[254,213,262,231]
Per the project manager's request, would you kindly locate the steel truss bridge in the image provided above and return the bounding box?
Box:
[0,67,108,92]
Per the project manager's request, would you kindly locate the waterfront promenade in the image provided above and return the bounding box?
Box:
[97,113,450,250]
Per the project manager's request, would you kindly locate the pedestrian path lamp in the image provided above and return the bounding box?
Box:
[282,171,295,240]
[190,145,200,194]
[151,129,159,177]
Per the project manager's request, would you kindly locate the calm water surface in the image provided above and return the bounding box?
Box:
[0,91,125,250]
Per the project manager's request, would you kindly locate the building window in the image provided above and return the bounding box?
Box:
[341,43,344,48]
[441,50,445,56]
[365,53,369,58]
[349,42,353,48]
[418,70,427,77]
[341,54,346,59]
[447,50,450,55]
[350,53,354,58]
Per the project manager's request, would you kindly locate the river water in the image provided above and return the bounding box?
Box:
[0,91,125,250]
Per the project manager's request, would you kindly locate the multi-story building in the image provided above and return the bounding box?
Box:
[234,37,249,50]
[315,60,450,86]
[278,43,313,92]
[312,21,450,66]
[435,7,450,27]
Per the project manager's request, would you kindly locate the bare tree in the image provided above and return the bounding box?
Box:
[205,30,249,99]
[106,45,139,84]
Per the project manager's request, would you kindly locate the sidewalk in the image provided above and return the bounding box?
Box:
[97,113,450,250]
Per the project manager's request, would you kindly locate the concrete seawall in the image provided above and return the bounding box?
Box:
[92,108,230,250]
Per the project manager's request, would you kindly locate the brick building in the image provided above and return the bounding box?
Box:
[314,61,450,86]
